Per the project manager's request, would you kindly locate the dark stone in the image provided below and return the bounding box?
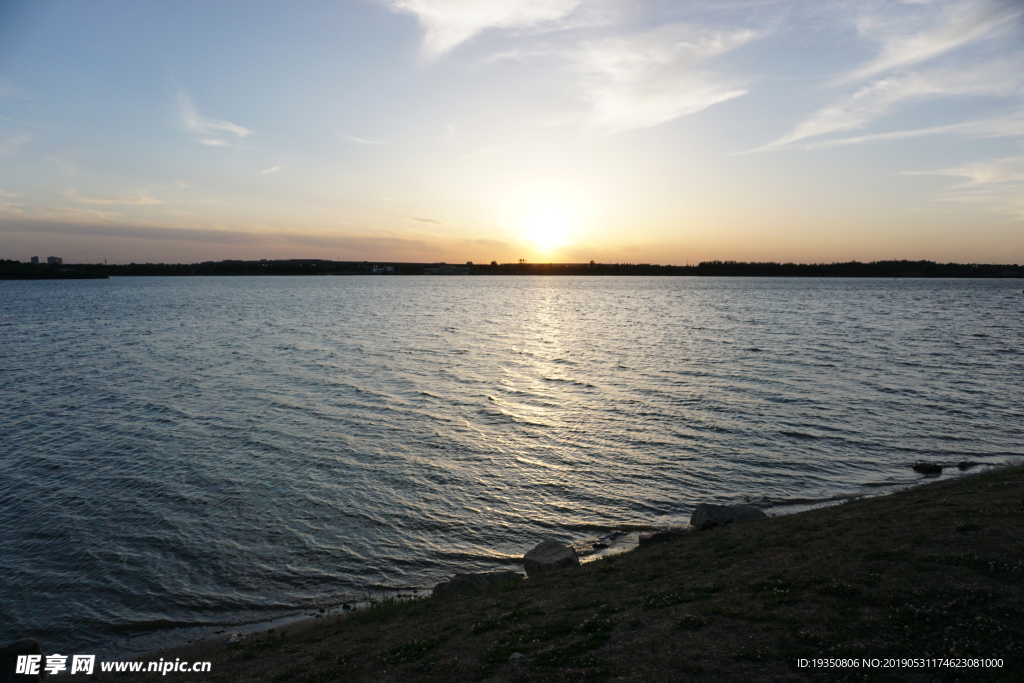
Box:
[912,463,943,474]
[638,526,694,545]
[956,461,979,470]
[432,571,523,597]
[0,638,46,682]
[523,539,580,576]
[689,504,767,531]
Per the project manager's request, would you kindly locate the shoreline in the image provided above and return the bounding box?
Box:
[83,461,1023,681]
[4,259,1023,280]
[84,460,1015,676]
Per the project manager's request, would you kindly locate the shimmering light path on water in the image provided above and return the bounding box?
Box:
[1,277,1021,654]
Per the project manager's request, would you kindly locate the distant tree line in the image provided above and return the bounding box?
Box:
[456,259,1022,277]
[2,258,1021,279]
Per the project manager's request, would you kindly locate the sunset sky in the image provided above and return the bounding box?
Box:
[1,0,1022,264]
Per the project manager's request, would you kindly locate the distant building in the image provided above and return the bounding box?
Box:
[47,256,62,265]
[424,263,469,275]
[30,256,39,264]
[371,265,394,274]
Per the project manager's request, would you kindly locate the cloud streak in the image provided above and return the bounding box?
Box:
[910,155,1024,186]
[0,133,33,155]
[750,1,1023,153]
[577,24,755,135]
[178,91,253,146]
[753,57,1023,151]
[802,108,1024,149]
[342,135,385,145]
[67,190,162,205]
[906,155,1024,221]
[460,147,502,160]
[384,0,581,58]
[847,0,1022,83]
[0,218,514,258]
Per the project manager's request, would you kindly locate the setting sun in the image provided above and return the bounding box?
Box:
[526,208,570,251]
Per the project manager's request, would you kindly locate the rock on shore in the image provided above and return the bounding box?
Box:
[689,503,766,530]
[638,527,694,545]
[523,539,579,576]
[432,571,523,597]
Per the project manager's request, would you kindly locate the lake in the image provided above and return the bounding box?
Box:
[1,276,1021,656]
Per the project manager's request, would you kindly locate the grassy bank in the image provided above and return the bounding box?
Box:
[104,466,1024,682]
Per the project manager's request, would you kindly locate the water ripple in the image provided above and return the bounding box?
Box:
[0,276,1021,656]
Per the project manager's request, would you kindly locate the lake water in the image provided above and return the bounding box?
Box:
[1,276,1021,656]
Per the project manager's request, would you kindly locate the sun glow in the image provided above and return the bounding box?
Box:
[526,208,570,251]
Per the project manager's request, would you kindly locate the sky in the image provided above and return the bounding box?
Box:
[0,0,1022,265]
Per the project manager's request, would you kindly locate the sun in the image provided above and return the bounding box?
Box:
[527,209,569,251]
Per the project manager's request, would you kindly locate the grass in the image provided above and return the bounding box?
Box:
[98,464,1024,682]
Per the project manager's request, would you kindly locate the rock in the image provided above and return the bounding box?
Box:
[638,526,694,545]
[912,462,943,474]
[522,539,579,577]
[225,633,246,645]
[956,461,979,470]
[432,571,523,597]
[508,652,526,666]
[0,638,46,682]
[689,504,766,531]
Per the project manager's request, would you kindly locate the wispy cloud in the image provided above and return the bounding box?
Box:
[0,116,62,131]
[49,157,79,175]
[342,135,385,145]
[803,108,1024,149]
[18,206,125,222]
[907,155,1024,220]
[750,1,1024,153]
[846,0,1022,83]
[0,133,33,155]
[67,190,163,205]
[754,56,1023,151]
[0,189,19,198]
[0,219,463,257]
[410,217,442,224]
[460,147,502,160]
[384,0,581,58]
[909,155,1024,186]
[577,24,755,135]
[261,165,282,175]
[178,91,253,147]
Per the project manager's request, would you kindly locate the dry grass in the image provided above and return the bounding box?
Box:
[103,466,1024,682]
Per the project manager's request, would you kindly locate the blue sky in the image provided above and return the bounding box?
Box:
[1,0,1022,264]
